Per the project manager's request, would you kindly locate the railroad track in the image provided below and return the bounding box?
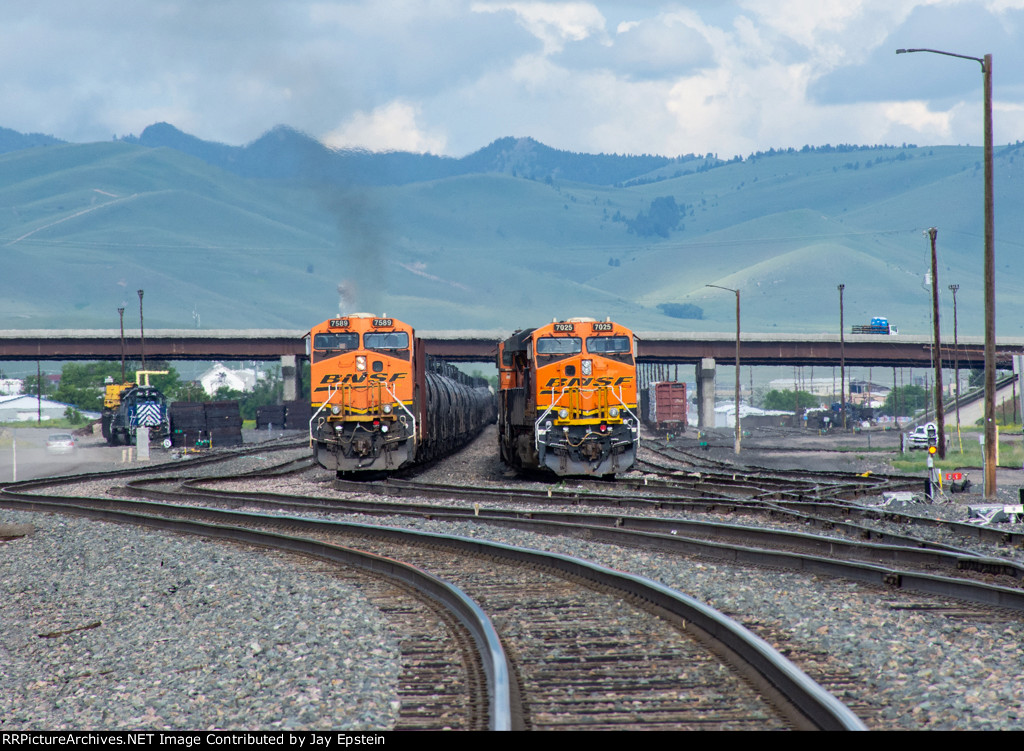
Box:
[1,449,864,731]
[9,432,1024,730]
[117,463,1024,603]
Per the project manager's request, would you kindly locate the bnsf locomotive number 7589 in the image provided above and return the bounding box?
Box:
[308,314,493,475]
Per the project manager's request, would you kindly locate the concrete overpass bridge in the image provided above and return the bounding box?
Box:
[2,329,1022,406]
[2,328,1020,366]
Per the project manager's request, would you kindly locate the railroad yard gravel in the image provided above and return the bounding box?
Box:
[0,513,401,731]
[5,426,1024,731]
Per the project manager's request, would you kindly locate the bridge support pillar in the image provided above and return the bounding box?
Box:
[281,355,299,402]
[696,358,716,429]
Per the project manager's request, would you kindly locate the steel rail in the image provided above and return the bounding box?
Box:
[0,493,512,732]
[109,480,1024,611]
[137,475,1014,571]
[0,490,864,731]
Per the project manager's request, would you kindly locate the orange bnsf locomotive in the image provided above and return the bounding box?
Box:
[308,314,494,475]
[498,317,639,476]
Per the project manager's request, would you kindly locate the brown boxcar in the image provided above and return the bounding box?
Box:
[645,381,688,433]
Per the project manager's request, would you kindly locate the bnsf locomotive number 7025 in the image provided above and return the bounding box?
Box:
[498,317,640,476]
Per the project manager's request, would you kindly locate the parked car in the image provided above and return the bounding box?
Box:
[45,433,76,454]
[906,422,938,450]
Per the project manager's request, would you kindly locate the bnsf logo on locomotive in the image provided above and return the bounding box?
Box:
[543,376,633,388]
[318,373,407,385]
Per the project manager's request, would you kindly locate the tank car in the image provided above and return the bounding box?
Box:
[308,314,494,475]
[498,317,639,476]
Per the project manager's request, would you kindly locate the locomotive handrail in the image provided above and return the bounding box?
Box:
[532,381,573,450]
[534,383,642,455]
[606,385,642,451]
[383,379,417,442]
[309,383,338,446]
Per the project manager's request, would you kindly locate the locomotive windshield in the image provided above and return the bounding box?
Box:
[364,332,409,350]
[536,336,582,354]
[314,332,359,351]
[586,336,631,354]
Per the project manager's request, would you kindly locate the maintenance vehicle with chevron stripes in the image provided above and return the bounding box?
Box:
[102,370,172,447]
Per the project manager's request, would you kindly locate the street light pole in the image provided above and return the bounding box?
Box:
[706,284,741,454]
[949,284,962,452]
[137,289,146,370]
[838,284,846,430]
[897,48,996,496]
[118,306,126,382]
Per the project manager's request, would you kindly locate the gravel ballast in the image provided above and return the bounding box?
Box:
[6,426,1024,731]
[0,512,401,731]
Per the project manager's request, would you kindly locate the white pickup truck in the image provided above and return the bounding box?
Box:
[906,422,938,450]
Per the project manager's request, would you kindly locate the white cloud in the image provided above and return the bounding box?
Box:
[323,100,448,154]
[472,1,608,53]
[885,100,953,138]
[1,1,1022,156]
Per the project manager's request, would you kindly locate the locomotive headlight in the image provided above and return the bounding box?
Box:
[356,355,367,371]
[331,405,341,415]
[581,359,593,376]
[380,424,389,433]
[558,408,569,419]
[382,403,393,414]
[609,407,619,418]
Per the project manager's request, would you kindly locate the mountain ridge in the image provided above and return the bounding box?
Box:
[2,123,1022,339]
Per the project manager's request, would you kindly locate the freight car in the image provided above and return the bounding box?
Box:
[103,371,171,447]
[498,317,639,476]
[642,381,688,433]
[308,314,494,475]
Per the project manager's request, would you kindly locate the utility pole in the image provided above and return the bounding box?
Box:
[949,284,961,451]
[928,228,946,458]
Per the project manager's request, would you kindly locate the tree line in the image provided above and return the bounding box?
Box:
[19,361,284,422]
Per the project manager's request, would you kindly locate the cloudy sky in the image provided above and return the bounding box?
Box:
[4,0,1023,158]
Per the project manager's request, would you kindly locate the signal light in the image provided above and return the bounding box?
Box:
[928,445,937,454]
[599,422,608,433]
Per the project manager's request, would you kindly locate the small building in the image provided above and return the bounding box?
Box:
[715,403,792,429]
[0,378,23,396]
[198,363,259,396]
[767,377,890,407]
[0,395,100,423]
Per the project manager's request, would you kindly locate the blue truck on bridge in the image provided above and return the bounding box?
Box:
[851,317,898,335]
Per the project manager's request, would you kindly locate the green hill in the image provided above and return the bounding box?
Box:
[1,130,1022,339]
